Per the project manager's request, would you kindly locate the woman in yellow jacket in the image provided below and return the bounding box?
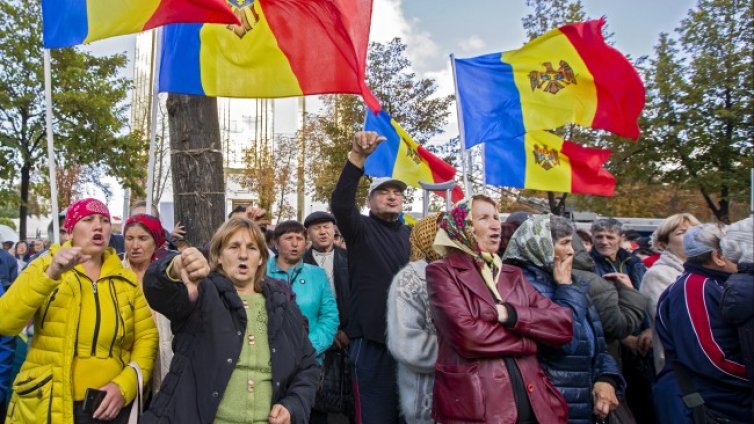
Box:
[0,198,158,423]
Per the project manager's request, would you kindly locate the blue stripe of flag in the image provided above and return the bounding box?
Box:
[158,24,205,95]
[42,0,88,48]
[484,136,526,188]
[363,110,400,177]
[455,53,525,149]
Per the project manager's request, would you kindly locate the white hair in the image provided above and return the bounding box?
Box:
[720,217,754,264]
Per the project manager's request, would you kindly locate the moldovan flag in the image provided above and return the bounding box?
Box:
[485,130,616,196]
[364,110,464,202]
[454,18,644,148]
[159,0,379,110]
[41,0,239,48]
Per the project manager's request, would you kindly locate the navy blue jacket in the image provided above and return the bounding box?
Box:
[0,284,14,408]
[0,249,17,290]
[520,264,624,424]
[655,263,751,423]
[590,248,646,290]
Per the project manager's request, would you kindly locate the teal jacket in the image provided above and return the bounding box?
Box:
[267,258,339,359]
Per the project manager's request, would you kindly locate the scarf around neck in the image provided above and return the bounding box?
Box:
[433,198,503,301]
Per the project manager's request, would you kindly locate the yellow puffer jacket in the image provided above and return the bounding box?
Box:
[0,244,158,423]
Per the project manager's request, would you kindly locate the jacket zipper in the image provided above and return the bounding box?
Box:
[91,280,101,356]
[16,375,52,396]
[108,279,121,358]
[47,386,53,424]
[39,287,60,329]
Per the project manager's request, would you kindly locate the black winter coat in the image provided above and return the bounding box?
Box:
[303,246,350,330]
[142,253,319,424]
[721,262,754,411]
[572,237,648,363]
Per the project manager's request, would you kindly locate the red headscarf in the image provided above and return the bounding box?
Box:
[64,198,111,234]
[124,214,167,252]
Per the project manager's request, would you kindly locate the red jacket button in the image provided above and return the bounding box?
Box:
[527,383,535,393]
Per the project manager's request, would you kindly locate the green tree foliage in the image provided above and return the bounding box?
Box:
[522,0,587,41]
[243,135,298,221]
[0,1,146,238]
[307,38,454,206]
[666,0,753,222]
[578,0,753,223]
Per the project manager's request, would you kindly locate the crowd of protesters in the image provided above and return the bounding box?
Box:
[0,130,751,423]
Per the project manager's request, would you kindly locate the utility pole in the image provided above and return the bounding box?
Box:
[296,97,306,221]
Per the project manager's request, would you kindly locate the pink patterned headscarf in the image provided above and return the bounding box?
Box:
[64,198,111,233]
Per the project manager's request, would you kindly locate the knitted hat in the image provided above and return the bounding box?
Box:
[64,198,110,234]
[410,213,443,262]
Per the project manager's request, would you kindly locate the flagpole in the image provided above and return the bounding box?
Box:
[480,143,487,195]
[450,54,471,195]
[44,49,60,244]
[145,27,163,216]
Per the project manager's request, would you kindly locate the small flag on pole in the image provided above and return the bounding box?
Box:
[364,110,464,202]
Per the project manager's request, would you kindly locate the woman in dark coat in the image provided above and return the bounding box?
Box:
[720,217,753,420]
[142,218,319,424]
[427,196,573,424]
[503,214,624,424]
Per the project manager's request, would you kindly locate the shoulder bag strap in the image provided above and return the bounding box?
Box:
[671,361,707,424]
[127,361,144,424]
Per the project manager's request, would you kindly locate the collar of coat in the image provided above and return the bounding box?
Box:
[443,249,524,307]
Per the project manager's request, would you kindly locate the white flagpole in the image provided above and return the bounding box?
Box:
[480,143,487,195]
[44,49,60,244]
[450,54,472,195]
[145,27,163,216]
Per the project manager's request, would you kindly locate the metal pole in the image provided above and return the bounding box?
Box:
[750,168,753,218]
[43,50,60,244]
[420,181,458,212]
[146,28,163,215]
[450,54,471,195]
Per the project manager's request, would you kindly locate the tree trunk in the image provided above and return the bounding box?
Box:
[700,187,730,224]
[547,192,568,216]
[19,163,30,241]
[167,94,225,247]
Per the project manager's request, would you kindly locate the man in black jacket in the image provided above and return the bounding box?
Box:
[303,211,350,350]
[331,131,410,424]
[303,211,354,423]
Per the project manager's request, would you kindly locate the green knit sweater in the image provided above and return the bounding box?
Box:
[215,292,273,423]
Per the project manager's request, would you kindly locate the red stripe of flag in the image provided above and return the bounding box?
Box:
[561,140,615,196]
[416,146,464,202]
[146,0,240,30]
[560,18,645,140]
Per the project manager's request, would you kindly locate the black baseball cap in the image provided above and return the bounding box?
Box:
[303,211,337,229]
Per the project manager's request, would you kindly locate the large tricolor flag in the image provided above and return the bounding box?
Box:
[159,0,379,110]
[484,130,616,196]
[454,18,644,148]
[364,110,464,202]
[41,0,239,48]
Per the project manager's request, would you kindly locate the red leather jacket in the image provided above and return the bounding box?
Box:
[427,250,573,423]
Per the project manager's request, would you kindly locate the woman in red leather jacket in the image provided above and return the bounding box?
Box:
[427,195,573,424]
